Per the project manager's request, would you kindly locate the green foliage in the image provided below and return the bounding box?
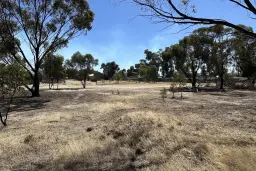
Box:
[101,62,120,80]
[65,68,77,79]
[0,0,94,96]
[207,25,232,89]
[126,48,174,82]
[161,48,175,78]
[0,62,28,91]
[139,65,158,82]
[0,0,94,54]
[89,71,104,82]
[114,70,126,83]
[127,66,138,78]
[144,49,175,79]
[171,27,212,88]
[125,24,255,90]
[138,65,148,81]
[65,52,98,88]
[232,25,256,84]
[0,59,28,126]
[42,54,65,89]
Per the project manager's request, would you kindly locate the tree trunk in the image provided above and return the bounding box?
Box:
[48,76,51,89]
[219,62,225,89]
[0,112,7,126]
[191,70,197,90]
[192,77,196,89]
[220,74,224,89]
[82,79,86,88]
[30,69,40,97]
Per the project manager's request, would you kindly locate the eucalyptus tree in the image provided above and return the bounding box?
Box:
[144,49,175,79]
[101,62,120,80]
[114,69,127,83]
[138,65,158,82]
[0,0,94,96]
[232,25,256,86]
[144,49,161,68]
[42,54,65,89]
[207,25,233,89]
[143,49,161,80]
[66,52,98,88]
[172,28,212,88]
[161,47,175,78]
[127,66,137,78]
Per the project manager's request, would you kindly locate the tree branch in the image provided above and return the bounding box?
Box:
[133,0,256,38]
[244,0,256,14]
[229,0,250,10]
[0,87,16,126]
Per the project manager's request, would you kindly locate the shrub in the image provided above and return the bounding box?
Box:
[160,88,168,101]
[231,83,249,90]
[169,82,178,98]
[193,143,209,161]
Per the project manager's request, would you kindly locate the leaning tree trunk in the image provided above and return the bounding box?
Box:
[0,112,7,126]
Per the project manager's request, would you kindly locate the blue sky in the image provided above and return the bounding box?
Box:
[58,0,256,71]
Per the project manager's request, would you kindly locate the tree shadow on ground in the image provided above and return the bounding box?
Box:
[0,96,51,113]
[198,87,224,92]
[47,88,88,91]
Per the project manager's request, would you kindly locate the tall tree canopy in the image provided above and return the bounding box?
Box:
[0,0,94,96]
[42,54,65,89]
[114,69,127,83]
[232,25,256,85]
[161,47,175,78]
[130,0,256,38]
[207,25,232,89]
[127,66,137,78]
[172,28,212,88]
[139,65,158,82]
[101,62,120,80]
[66,52,98,88]
[126,24,256,89]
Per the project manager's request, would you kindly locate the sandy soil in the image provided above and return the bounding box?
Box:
[0,81,256,171]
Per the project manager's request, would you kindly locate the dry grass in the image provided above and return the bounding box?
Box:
[0,81,256,171]
[220,147,256,171]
